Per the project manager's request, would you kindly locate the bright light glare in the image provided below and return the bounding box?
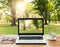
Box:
[25,20,32,27]
[16,0,33,10]
[16,2,25,10]
[0,3,2,6]
[24,0,33,3]
[16,0,33,17]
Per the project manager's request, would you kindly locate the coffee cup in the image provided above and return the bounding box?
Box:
[48,33,56,39]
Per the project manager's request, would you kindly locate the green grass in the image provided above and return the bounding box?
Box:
[20,29,42,33]
[44,25,60,34]
[0,24,60,34]
[0,24,18,34]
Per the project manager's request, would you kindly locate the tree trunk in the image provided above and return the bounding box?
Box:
[11,16,16,26]
[8,0,16,26]
[11,7,16,26]
[48,15,50,23]
[44,10,48,25]
[23,21,26,30]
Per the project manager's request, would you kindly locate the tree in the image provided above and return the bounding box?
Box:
[24,2,35,18]
[0,0,8,21]
[57,6,60,22]
[0,0,17,25]
[32,0,57,24]
[33,20,39,29]
[47,0,56,23]
[8,0,16,26]
[32,0,48,24]
[0,0,8,9]
[8,0,24,26]
[55,0,60,22]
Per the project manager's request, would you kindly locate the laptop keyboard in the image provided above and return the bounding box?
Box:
[19,37,43,40]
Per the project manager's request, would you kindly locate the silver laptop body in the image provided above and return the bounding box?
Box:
[16,18,47,44]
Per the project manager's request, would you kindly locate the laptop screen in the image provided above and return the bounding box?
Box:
[18,18,44,35]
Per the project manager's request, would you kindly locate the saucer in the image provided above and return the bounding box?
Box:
[48,37,57,41]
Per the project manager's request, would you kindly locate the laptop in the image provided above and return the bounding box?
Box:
[16,18,47,44]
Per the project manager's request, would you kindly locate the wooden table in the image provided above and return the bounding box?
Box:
[0,35,60,47]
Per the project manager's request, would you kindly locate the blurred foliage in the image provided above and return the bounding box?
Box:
[32,0,60,24]
[5,15,12,23]
[33,20,39,29]
[33,20,42,29]
[0,0,60,25]
[32,0,48,15]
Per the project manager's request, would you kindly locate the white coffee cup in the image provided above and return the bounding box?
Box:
[48,33,56,39]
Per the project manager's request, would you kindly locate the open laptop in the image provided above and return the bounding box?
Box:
[16,18,47,44]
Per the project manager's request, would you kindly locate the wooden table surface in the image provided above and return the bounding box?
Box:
[0,35,60,47]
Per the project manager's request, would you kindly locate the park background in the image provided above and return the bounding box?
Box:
[0,0,60,34]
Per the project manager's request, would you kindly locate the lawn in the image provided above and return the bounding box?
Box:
[0,24,60,34]
[44,25,60,34]
[0,24,18,34]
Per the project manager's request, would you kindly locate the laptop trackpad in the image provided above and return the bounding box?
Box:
[19,36,43,40]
